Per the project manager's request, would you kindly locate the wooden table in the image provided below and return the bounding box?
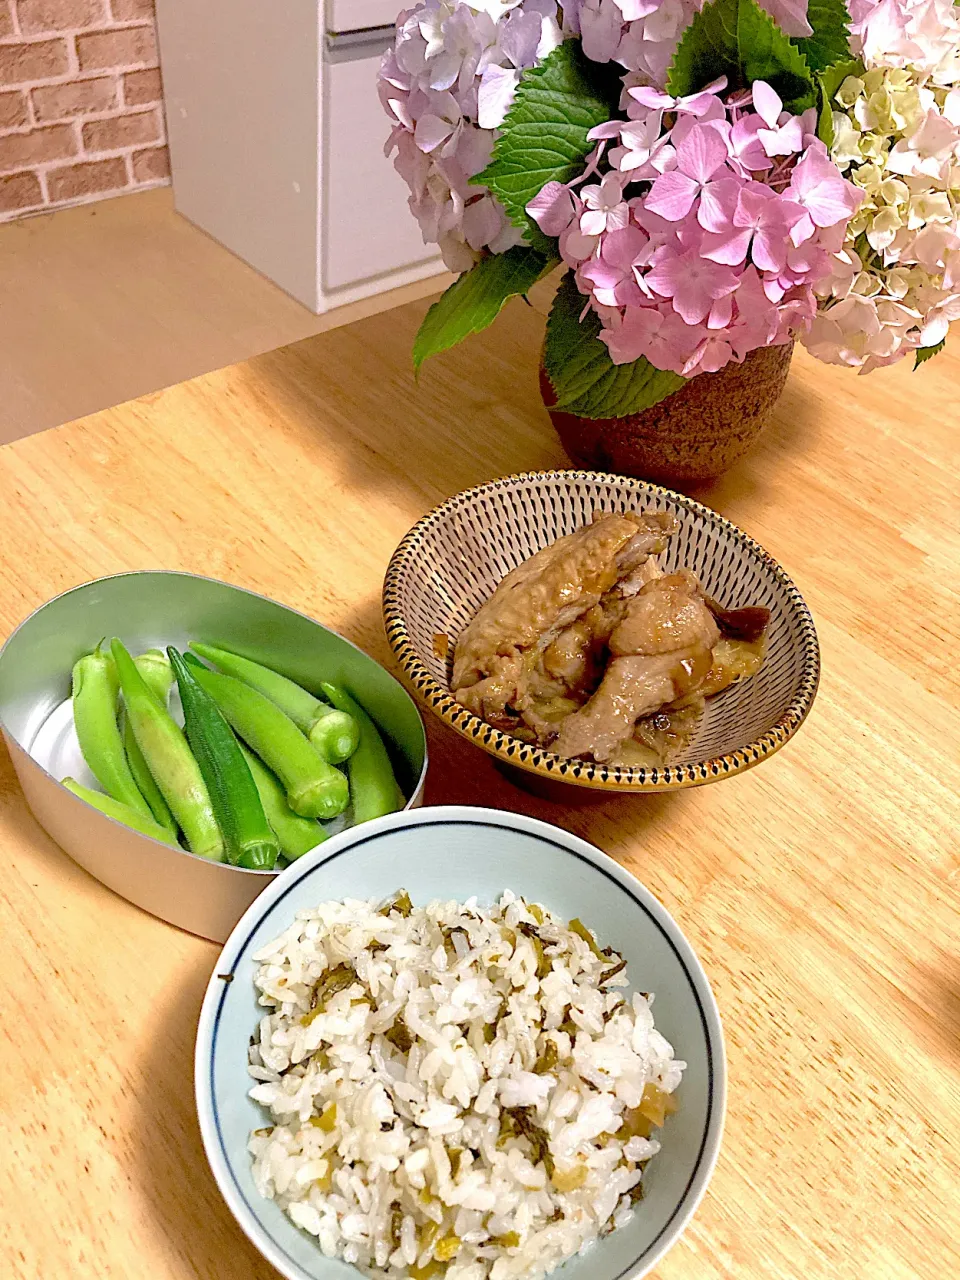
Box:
[1,289,957,1280]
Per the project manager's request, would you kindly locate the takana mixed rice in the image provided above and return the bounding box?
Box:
[248,891,684,1279]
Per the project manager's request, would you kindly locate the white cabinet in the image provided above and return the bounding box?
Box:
[326,0,402,31]
[155,1,443,314]
[323,31,440,293]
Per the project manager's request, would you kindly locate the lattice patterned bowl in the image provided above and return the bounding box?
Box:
[382,471,819,794]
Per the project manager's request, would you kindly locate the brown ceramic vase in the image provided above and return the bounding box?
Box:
[541,341,794,489]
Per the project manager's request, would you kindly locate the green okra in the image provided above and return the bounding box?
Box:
[62,777,181,846]
[184,663,349,820]
[168,648,279,871]
[133,649,174,702]
[320,683,404,824]
[189,643,360,764]
[239,744,328,861]
[72,640,153,821]
[120,650,177,836]
[111,638,224,860]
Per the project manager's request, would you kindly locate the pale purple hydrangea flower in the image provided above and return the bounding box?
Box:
[528,80,863,377]
[381,1,563,270]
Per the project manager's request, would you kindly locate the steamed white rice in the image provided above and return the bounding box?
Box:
[247,891,684,1280]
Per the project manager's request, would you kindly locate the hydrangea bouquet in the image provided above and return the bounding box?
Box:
[380,0,960,420]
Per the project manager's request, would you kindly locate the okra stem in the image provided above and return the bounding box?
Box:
[72,641,154,821]
[189,643,360,764]
[111,639,224,860]
[186,664,350,820]
[62,777,181,846]
[239,744,328,861]
[320,684,404,824]
[168,648,280,872]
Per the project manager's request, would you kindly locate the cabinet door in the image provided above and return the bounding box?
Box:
[322,33,441,294]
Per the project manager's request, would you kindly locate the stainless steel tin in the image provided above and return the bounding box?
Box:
[0,572,428,942]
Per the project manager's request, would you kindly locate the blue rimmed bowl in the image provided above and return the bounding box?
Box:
[195,805,726,1280]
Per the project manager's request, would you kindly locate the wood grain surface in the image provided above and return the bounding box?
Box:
[0,288,957,1280]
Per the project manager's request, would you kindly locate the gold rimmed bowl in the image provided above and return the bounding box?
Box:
[382,471,819,794]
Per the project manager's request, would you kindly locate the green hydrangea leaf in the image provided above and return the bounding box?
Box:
[914,339,945,369]
[472,41,621,252]
[667,0,738,94]
[413,247,556,371]
[794,0,853,75]
[668,0,816,114]
[544,272,685,419]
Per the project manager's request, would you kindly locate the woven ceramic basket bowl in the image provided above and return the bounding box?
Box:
[383,471,819,793]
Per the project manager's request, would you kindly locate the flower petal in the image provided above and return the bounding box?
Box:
[698,178,742,232]
[676,123,729,183]
[701,227,753,265]
[752,81,783,130]
[644,171,699,221]
[527,180,575,237]
[580,209,608,236]
[751,228,789,273]
[707,293,734,329]
[414,114,454,154]
[477,65,520,130]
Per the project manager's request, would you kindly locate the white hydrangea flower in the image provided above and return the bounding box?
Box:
[807,63,960,369]
[848,0,960,87]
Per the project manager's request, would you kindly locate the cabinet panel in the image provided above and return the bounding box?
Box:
[326,0,400,33]
[322,38,441,293]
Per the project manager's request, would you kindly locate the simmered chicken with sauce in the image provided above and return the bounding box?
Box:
[453,512,770,766]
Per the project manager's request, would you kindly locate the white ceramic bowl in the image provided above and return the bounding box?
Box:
[195,805,726,1280]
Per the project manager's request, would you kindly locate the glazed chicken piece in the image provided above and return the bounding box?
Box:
[453,511,677,731]
[551,573,720,762]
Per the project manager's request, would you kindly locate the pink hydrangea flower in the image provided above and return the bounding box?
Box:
[534,78,862,378]
[787,143,865,238]
[579,224,649,305]
[753,82,805,156]
[644,123,730,221]
[646,240,740,324]
[564,0,811,88]
[580,173,631,234]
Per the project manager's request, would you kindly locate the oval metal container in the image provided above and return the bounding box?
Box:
[0,572,428,943]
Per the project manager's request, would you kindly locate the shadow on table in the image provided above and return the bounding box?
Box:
[244,291,566,511]
[245,291,827,549]
[908,949,960,1066]
[421,712,682,831]
[688,360,823,511]
[128,952,279,1280]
